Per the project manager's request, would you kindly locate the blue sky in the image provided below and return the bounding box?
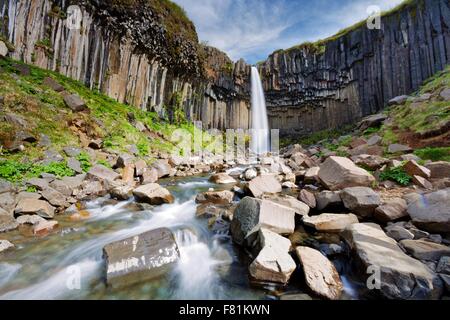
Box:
[172,0,404,64]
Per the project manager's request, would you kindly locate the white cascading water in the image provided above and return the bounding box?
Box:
[250,66,270,155]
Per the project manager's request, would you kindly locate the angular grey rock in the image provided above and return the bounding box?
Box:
[296,246,343,300]
[249,228,296,284]
[440,88,450,101]
[63,147,82,157]
[26,178,49,191]
[437,257,450,275]
[0,179,13,194]
[43,77,64,92]
[0,239,14,253]
[367,135,382,146]
[388,95,409,106]
[374,198,408,223]
[231,197,295,246]
[40,187,68,208]
[67,158,83,174]
[87,165,120,183]
[318,156,375,191]
[407,189,450,233]
[303,213,359,233]
[315,191,343,211]
[14,198,55,218]
[195,190,234,205]
[426,161,450,179]
[64,94,87,112]
[385,225,415,241]
[340,187,381,218]
[304,167,320,184]
[209,173,237,185]
[351,154,389,170]
[0,214,19,233]
[245,174,282,198]
[134,160,147,177]
[0,41,8,57]
[400,239,450,262]
[141,168,159,184]
[412,175,433,189]
[103,228,180,288]
[388,144,412,154]
[262,194,309,217]
[116,154,134,168]
[132,183,174,205]
[16,214,46,226]
[299,189,316,208]
[358,114,388,131]
[343,223,443,299]
[110,184,134,201]
[152,159,171,178]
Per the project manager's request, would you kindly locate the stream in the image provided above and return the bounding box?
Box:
[0,174,363,300]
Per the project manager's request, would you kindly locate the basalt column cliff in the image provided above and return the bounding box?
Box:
[258,0,450,136]
[0,0,251,130]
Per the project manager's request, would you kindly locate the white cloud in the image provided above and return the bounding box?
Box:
[173,0,405,63]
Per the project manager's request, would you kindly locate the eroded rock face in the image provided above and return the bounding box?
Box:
[249,229,296,284]
[132,184,174,205]
[103,228,180,288]
[407,189,450,233]
[343,223,443,299]
[230,197,295,246]
[318,157,375,191]
[296,246,343,300]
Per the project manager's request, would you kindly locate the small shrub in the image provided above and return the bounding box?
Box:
[76,152,92,172]
[379,166,412,186]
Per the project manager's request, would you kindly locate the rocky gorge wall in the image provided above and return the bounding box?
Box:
[1,0,449,137]
[0,0,252,130]
[258,0,450,136]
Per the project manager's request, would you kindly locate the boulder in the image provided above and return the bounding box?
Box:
[304,167,320,184]
[343,223,443,299]
[14,198,55,218]
[63,147,82,157]
[388,95,409,106]
[0,192,16,214]
[195,190,234,205]
[351,154,389,170]
[121,164,136,186]
[116,154,134,168]
[318,156,375,191]
[367,135,382,146]
[426,161,450,179]
[152,159,171,178]
[303,213,359,233]
[87,165,120,183]
[407,189,450,233]
[437,257,450,275]
[262,194,309,217]
[132,183,174,205]
[141,168,159,184]
[88,139,103,150]
[298,189,316,209]
[296,246,343,300]
[243,168,258,181]
[249,228,296,284]
[110,184,134,201]
[385,225,415,241]
[33,220,58,236]
[358,114,388,131]
[245,175,282,198]
[404,160,431,179]
[374,198,408,223]
[315,191,343,211]
[0,179,13,194]
[16,214,46,226]
[209,173,236,185]
[134,160,147,177]
[103,228,180,288]
[26,178,49,191]
[388,144,412,154]
[43,77,64,92]
[440,88,450,101]
[0,214,18,233]
[340,187,381,218]
[230,197,295,246]
[0,239,14,253]
[63,94,87,112]
[400,239,450,262]
[40,187,69,207]
[412,175,433,189]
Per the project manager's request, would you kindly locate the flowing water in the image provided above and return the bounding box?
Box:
[0,175,362,300]
[250,66,270,155]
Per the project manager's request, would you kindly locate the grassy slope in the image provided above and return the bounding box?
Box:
[0,58,203,181]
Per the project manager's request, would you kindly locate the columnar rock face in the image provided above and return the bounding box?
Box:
[1,0,448,135]
[259,0,450,136]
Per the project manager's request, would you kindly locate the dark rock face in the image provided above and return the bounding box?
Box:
[258,0,450,136]
[0,0,448,135]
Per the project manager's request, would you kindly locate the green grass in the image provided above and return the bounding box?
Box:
[414,147,450,162]
[76,152,92,172]
[0,159,75,183]
[379,166,412,186]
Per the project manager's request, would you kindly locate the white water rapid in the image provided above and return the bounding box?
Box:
[250,66,270,155]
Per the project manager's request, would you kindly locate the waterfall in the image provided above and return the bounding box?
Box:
[250,66,270,155]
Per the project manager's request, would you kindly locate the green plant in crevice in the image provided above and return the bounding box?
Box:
[96,159,112,169]
[379,166,412,186]
[76,152,92,172]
